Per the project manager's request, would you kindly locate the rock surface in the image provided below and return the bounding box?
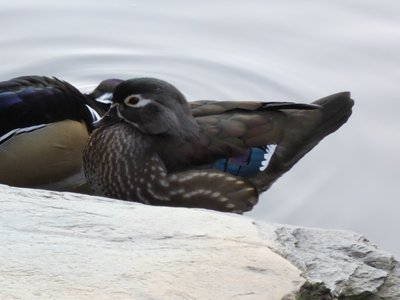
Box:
[0,184,399,299]
[259,224,400,299]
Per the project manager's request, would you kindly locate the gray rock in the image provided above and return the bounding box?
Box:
[0,184,399,299]
[0,184,303,300]
[257,223,400,299]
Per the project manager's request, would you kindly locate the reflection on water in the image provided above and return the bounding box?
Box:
[1,0,399,257]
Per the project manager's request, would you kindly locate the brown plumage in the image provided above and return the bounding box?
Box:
[83,78,354,213]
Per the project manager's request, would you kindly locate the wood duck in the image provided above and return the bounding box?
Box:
[0,76,119,192]
[83,78,354,213]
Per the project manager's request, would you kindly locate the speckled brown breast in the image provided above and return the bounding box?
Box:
[84,123,170,204]
[83,122,259,213]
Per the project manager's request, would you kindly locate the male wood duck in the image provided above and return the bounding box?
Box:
[84,78,354,213]
[0,76,120,191]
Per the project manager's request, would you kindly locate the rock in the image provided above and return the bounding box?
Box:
[0,184,304,300]
[257,224,400,299]
[0,184,399,299]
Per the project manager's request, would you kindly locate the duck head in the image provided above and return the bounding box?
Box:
[94,78,200,138]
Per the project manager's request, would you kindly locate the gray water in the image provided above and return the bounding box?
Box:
[1,0,399,258]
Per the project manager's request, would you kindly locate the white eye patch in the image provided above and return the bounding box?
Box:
[123,94,152,108]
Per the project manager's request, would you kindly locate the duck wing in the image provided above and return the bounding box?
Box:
[0,76,95,140]
[181,92,354,193]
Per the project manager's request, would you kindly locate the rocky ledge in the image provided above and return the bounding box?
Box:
[1,184,399,299]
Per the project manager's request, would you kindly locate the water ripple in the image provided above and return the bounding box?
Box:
[4,52,303,100]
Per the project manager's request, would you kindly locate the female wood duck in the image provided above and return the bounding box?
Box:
[0,76,120,192]
[84,78,354,213]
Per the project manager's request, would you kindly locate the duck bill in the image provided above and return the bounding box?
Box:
[93,104,122,129]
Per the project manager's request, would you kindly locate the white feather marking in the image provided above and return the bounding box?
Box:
[95,92,113,104]
[0,124,47,145]
[145,183,170,201]
[86,105,101,121]
[225,177,237,182]
[183,189,209,198]
[135,187,150,204]
[259,144,277,171]
[169,188,185,195]
[160,180,169,187]
[177,174,195,182]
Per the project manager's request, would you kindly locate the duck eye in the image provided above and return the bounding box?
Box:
[124,95,140,107]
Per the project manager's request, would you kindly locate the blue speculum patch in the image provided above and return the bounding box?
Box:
[212,145,277,178]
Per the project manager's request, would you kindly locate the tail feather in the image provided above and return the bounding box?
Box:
[312,92,354,140]
[250,92,354,192]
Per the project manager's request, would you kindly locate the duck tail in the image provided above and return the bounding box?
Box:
[250,92,354,193]
[312,92,354,141]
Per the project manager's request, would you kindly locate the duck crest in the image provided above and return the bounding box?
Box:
[83,77,354,213]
